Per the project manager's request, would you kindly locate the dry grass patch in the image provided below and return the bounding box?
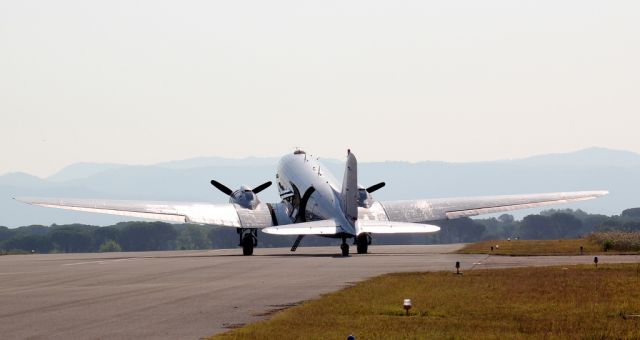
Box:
[211,264,640,340]
[589,232,640,252]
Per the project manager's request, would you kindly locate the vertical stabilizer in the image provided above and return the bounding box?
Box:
[341,150,358,225]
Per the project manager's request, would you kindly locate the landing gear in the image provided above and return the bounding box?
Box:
[238,228,257,256]
[340,238,350,257]
[356,234,371,254]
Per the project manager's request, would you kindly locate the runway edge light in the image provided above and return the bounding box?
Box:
[403,299,412,316]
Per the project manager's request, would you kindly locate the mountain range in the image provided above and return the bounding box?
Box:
[1,147,638,227]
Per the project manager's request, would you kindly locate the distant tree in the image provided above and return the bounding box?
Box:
[583,214,610,233]
[177,225,210,250]
[622,221,640,232]
[549,213,583,238]
[99,240,122,252]
[94,227,120,250]
[498,214,515,224]
[14,225,49,236]
[595,217,624,232]
[208,227,240,249]
[50,228,94,253]
[437,218,486,243]
[2,234,52,253]
[118,222,177,251]
[622,208,640,219]
[0,226,13,243]
[520,215,555,240]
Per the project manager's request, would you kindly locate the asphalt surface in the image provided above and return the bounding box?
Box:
[2,244,640,339]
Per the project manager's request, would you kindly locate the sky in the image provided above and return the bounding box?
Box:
[1,1,639,178]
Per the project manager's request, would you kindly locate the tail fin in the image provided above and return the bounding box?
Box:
[341,150,358,225]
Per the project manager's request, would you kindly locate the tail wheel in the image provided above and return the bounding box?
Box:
[356,234,369,254]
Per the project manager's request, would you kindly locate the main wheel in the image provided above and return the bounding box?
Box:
[340,243,350,257]
[242,234,254,256]
[356,235,368,254]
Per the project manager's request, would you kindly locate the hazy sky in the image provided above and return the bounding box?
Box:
[1,1,639,177]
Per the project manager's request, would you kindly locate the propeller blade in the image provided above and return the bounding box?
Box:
[252,181,272,194]
[366,182,386,193]
[210,180,233,196]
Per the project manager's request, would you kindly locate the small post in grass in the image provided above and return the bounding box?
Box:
[594,256,599,268]
[491,246,494,252]
[455,261,461,275]
[403,299,412,316]
[580,246,583,255]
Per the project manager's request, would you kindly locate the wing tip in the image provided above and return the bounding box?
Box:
[591,190,609,197]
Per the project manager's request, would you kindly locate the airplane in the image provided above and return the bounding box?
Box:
[16,149,608,256]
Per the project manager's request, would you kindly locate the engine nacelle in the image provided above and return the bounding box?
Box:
[358,186,373,208]
[229,185,261,209]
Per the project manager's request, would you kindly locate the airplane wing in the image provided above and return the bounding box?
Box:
[14,197,280,228]
[360,190,608,223]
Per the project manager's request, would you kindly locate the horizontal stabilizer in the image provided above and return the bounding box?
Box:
[262,220,340,235]
[356,220,440,235]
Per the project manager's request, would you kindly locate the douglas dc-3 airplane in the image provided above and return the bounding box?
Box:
[17,150,608,256]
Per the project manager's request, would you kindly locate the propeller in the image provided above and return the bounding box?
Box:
[366,182,385,193]
[252,181,273,194]
[210,180,233,196]
[210,180,272,196]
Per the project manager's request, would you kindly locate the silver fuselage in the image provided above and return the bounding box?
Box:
[276,152,355,236]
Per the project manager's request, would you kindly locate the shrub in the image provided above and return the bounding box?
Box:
[99,240,122,252]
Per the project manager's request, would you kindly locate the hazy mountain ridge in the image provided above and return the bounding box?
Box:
[1,147,638,227]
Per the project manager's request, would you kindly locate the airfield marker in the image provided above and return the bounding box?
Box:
[455,261,461,275]
[403,299,412,316]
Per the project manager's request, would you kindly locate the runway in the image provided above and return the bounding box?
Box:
[2,244,640,339]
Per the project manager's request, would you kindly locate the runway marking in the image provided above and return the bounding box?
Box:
[469,254,491,270]
[63,258,133,266]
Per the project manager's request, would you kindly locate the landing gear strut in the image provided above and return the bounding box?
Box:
[356,234,371,254]
[340,237,350,257]
[238,228,257,256]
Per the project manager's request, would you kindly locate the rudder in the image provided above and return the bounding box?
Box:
[341,150,358,225]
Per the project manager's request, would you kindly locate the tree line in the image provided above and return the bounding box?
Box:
[2,208,640,254]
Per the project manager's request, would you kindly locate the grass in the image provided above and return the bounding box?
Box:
[212,264,640,339]
[458,235,640,256]
[456,238,604,256]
